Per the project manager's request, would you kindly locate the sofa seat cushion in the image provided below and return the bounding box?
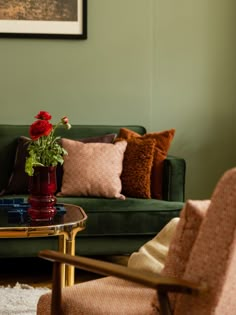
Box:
[56,196,184,236]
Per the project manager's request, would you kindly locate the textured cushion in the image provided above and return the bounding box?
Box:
[128,217,179,274]
[0,136,30,195]
[57,134,117,190]
[58,140,127,199]
[61,133,117,144]
[0,134,117,195]
[37,276,158,315]
[160,199,210,311]
[116,128,175,199]
[162,199,210,278]
[120,138,156,198]
[54,196,184,241]
[174,168,236,314]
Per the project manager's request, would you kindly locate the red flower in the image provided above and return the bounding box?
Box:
[35,111,52,121]
[61,116,71,130]
[25,110,72,176]
[61,116,69,124]
[29,120,53,141]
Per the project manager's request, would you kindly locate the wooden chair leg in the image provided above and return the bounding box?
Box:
[51,262,63,315]
[158,291,173,315]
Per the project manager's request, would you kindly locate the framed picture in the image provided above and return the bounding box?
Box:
[0,0,87,39]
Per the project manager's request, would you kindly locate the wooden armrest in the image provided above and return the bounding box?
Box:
[39,249,207,295]
[39,250,208,315]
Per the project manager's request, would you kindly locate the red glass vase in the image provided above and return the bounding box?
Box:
[28,166,57,221]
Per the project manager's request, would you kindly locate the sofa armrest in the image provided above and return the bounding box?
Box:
[162,156,186,202]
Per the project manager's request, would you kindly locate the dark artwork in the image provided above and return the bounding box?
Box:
[0,0,78,21]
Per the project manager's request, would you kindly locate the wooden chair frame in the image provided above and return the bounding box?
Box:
[38,250,207,315]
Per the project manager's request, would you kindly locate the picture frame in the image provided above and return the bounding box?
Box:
[0,0,87,39]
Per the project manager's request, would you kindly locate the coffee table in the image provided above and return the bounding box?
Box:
[0,202,87,287]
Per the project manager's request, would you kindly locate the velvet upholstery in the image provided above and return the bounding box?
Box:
[116,128,175,199]
[120,138,156,198]
[0,136,30,195]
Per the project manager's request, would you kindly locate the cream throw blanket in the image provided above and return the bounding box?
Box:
[128,218,179,274]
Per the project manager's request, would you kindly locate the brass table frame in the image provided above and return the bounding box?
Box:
[0,204,87,287]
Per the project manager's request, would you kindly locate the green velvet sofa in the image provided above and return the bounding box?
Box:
[0,125,185,258]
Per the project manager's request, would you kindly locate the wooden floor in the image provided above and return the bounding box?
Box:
[0,255,129,289]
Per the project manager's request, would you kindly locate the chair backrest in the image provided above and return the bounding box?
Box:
[174,167,236,315]
[161,199,210,311]
[162,199,210,279]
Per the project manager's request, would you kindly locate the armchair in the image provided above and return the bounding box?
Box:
[37,167,236,315]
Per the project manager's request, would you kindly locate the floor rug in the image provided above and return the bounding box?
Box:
[0,282,51,315]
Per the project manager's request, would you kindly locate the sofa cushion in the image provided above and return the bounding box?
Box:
[0,136,30,196]
[55,196,184,236]
[120,138,156,198]
[58,140,127,199]
[116,128,175,199]
[0,194,184,257]
[0,134,117,196]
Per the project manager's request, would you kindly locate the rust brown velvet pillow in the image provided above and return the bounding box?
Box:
[119,138,156,199]
[117,128,175,199]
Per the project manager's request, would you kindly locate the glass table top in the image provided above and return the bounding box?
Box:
[0,198,87,235]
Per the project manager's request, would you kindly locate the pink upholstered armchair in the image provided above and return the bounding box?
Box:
[37,167,236,315]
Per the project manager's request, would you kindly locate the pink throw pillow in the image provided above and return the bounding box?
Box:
[58,139,127,199]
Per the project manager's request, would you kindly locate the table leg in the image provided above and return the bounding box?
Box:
[59,227,83,287]
[65,235,76,286]
[58,234,66,288]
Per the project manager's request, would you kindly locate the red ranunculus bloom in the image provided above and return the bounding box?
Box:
[35,111,52,121]
[61,116,71,130]
[29,120,53,141]
[25,110,71,176]
[61,116,69,124]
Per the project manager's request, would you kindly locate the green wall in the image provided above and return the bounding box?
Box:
[0,0,235,199]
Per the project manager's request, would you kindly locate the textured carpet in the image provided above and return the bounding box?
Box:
[0,283,50,315]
